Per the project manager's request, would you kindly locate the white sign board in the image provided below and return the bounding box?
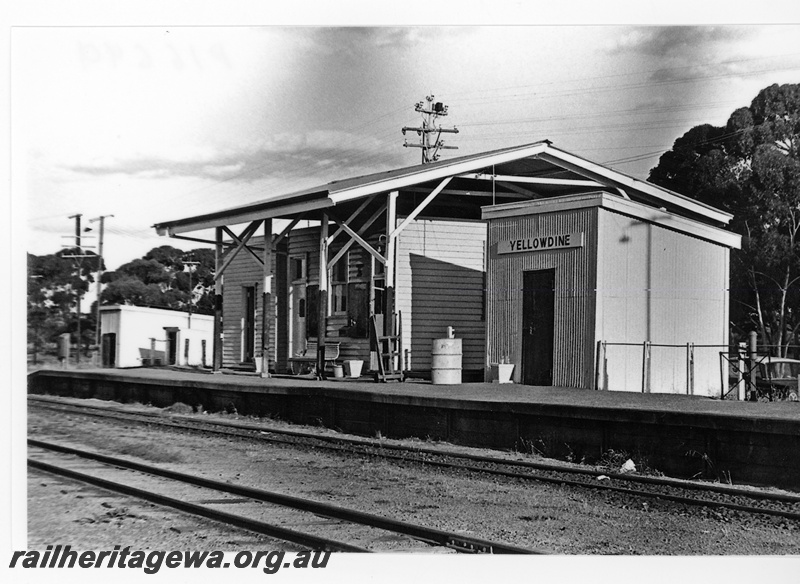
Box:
[497,231,583,254]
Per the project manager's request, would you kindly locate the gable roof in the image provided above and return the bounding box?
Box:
[153,140,734,235]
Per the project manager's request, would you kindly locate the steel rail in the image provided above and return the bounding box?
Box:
[29,396,800,505]
[28,439,541,555]
[27,457,368,553]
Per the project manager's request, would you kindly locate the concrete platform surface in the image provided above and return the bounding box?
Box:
[29,366,800,421]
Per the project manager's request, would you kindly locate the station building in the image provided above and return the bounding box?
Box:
[153,141,741,395]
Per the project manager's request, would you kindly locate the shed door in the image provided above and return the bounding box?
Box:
[243,286,256,363]
[101,333,116,368]
[166,330,178,365]
[521,269,555,386]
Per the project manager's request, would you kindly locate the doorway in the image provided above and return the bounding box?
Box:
[243,285,256,363]
[289,254,307,354]
[165,329,178,365]
[521,269,555,386]
[101,333,116,368]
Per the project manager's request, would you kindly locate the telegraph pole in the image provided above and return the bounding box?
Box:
[402,95,459,164]
[65,215,83,363]
[89,214,113,363]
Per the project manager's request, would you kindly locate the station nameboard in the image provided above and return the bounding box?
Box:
[497,231,583,254]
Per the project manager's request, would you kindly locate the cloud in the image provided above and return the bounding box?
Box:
[606,26,749,57]
[307,27,456,56]
[59,130,394,183]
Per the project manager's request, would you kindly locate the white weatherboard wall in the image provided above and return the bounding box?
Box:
[395,217,486,374]
[596,208,730,396]
[100,305,213,368]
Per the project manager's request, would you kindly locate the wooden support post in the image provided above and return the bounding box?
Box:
[317,213,329,379]
[641,341,651,393]
[213,226,224,372]
[261,219,272,378]
[384,191,398,336]
[686,342,694,395]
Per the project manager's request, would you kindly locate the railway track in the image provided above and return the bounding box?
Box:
[29,396,800,525]
[28,439,541,554]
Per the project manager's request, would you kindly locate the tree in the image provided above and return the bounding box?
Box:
[27,249,104,354]
[100,246,215,314]
[648,83,800,356]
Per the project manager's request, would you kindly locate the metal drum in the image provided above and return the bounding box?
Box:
[431,338,462,384]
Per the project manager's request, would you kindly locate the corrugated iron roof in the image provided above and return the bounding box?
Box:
[153,140,733,235]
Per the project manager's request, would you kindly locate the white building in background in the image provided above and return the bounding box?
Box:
[99,305,213,368]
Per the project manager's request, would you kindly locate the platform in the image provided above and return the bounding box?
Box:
[28,368,800,490]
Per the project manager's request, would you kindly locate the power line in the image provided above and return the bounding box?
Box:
[402,95,459,164]
[89,214,113,354]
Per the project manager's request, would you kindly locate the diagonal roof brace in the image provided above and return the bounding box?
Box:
[327,195,377,247]
[327,210,386,268]
[390,176,453,240]
[216,221,263,279]
[326,203,388,270]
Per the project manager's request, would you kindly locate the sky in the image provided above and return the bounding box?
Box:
[13,15,800,273]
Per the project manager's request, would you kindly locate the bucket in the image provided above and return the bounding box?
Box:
[345,360,363,378]
[491,363,515,384]
[332,364,344,378]
[431,338,462,384]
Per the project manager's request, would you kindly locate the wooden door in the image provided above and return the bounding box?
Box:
[101,333,116,368]
[243,286,256,363]
[166,330,178,365]
[521,269,555,386]
[291,282,307,354]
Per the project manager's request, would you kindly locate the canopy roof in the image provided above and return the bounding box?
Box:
[153,140,734,236]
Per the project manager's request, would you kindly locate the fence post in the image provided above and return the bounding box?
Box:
[641,341,651,393]
[737,342,746,401]
[686,342,694,395]
[748,331,758,401]
[594,340,604,391]
[150,338,156,367]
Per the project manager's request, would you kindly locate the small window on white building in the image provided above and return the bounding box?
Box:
[331,253,349,314]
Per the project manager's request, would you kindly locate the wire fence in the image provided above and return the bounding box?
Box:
[595,341,800,399]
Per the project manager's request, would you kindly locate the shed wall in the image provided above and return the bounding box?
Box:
[595,209,730,396]
[486,208,598,387]
[395,218,487,374]
[221,235,277,368]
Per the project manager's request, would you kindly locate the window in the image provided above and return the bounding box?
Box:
[290,255,306,282]
[331,253,349,314]
[371,255,385,316]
